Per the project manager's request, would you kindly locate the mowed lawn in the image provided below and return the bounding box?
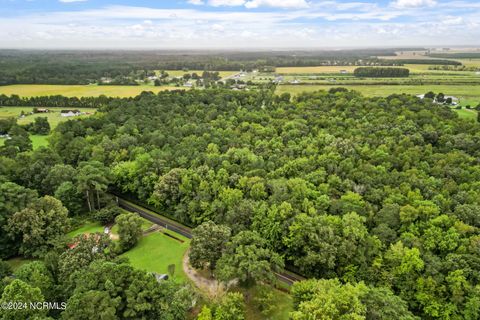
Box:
[0,84,180,98]
[0,106,96,128]
[121,231,190,282]
[0,106,97,148]
[67,221,105,238]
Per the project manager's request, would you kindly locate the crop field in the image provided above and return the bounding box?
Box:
[0,84,181,98]
[121,231,190,281]
[276,84,480,102]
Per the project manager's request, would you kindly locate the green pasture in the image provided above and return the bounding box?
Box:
[121,231,190,282]
[0,106,96,129]
[243,285,293,320]
[0,84,180,98]
[276,84,480,103]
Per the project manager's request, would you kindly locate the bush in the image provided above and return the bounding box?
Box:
[354,67,409,78]
[94,205,122,225]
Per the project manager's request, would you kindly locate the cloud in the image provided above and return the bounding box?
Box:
[244,0,309,9]
[208,0,246,7]
[390,0,436,8]
[187,0,205,5]
[207,0,308,8]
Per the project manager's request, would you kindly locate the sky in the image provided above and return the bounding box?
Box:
[0,0,479,49]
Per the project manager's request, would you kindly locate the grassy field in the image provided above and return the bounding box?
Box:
[0,106,97,149]
[6,257,35,271]
[121,231,190,281]
[67,221,105,238]
[276,84,480,104]
[243,285,293,320]
[0,84,181,98]
[274,64,469,74]
[454,108,477,121]
[0,106,96,128]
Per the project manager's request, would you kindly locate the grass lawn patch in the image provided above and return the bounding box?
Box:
[121,231,190,282]
[67,221,104,238]
[454,108,477,121]
[0,85,181,98]
[0,107,96,129]
[30,135,49,149]
[6,257,35,271]
[242,285,293,320]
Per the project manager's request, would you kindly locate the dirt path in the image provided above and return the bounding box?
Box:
[182,250,229,299]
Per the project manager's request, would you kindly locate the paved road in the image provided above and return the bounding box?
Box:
[116,196,305,286]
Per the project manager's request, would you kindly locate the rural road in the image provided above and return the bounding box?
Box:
[115,196,305,286]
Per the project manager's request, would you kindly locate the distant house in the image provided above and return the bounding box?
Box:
[273,76,284,83]
[61,109,82,117]
[340,70,348,74]
[183,82,193,87]
[36,108,50,113]
[289,79,301,84]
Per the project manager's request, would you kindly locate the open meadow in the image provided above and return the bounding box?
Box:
[276,84,480,104]
[0,106,97,148]
[0,106,96,128]
[0,84,181,98]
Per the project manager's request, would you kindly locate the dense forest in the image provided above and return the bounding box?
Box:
[354,67,410,78]
[0,49,449,85]
[1,88,480,319]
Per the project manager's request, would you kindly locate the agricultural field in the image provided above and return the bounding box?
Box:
[0,84,180,98]
[274,64,452,74]
[276,84,480,104]
[121,230,190,281]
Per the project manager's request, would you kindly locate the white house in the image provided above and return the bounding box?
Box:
[61,110,82,117]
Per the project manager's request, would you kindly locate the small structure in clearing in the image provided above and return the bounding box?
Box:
[61,109,82,117]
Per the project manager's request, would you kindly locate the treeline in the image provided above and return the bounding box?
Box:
[0,49,418,85]
[380,58,461,65]
[354,67,410,77]
[0,94,118,108]
[428,53,480,59]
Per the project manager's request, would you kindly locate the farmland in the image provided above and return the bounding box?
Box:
[0,84,180,98]
[276,84,480,104]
